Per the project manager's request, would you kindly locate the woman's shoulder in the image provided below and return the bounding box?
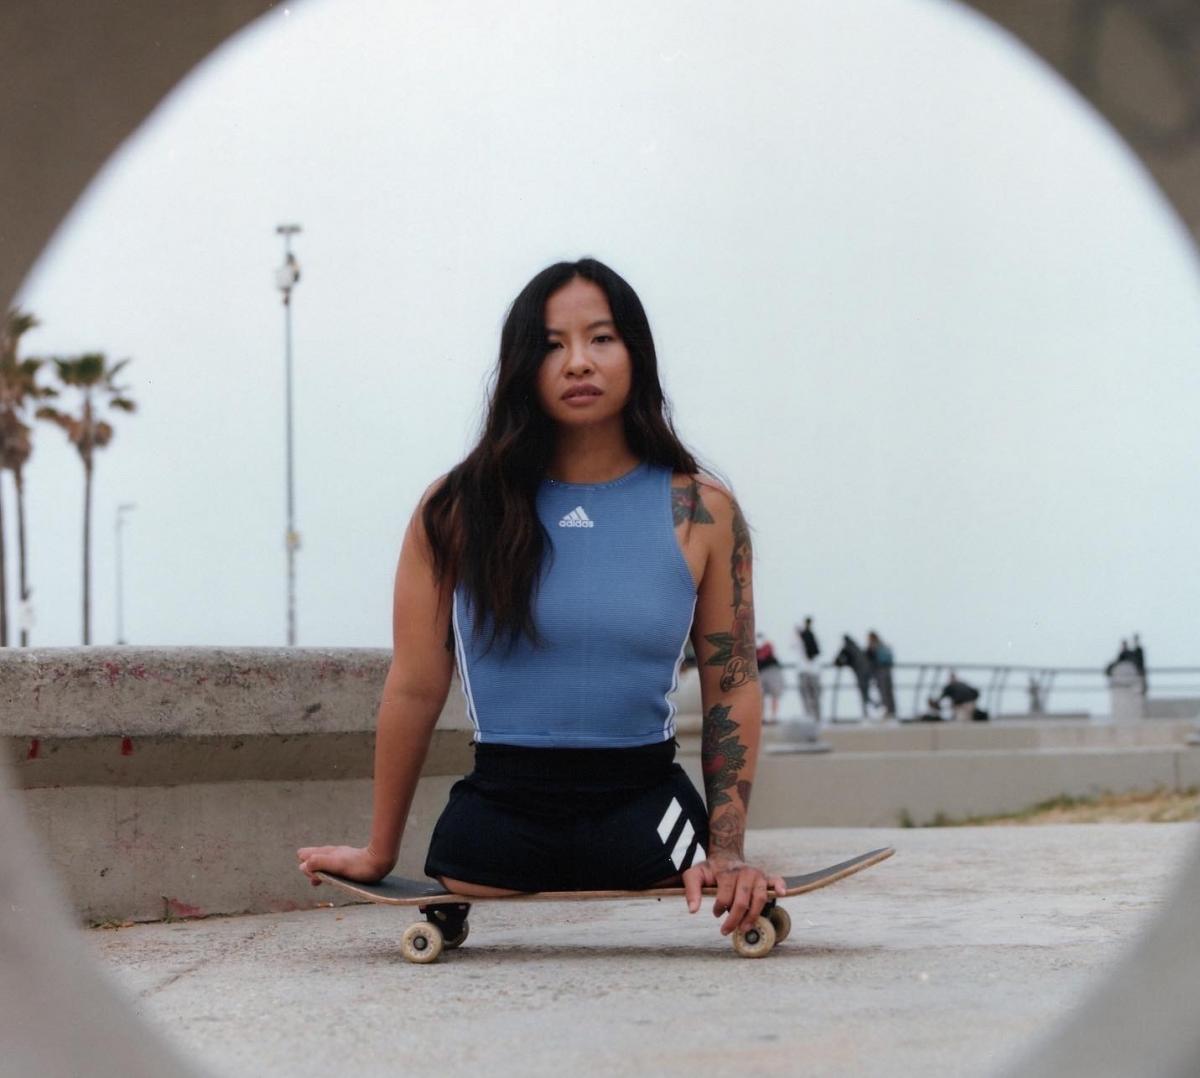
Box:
[419,472,451,504]
[669,470,738,527]
[406,473,453,544]
[407,473,451,521]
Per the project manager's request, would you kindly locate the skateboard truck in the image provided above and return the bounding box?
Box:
[414,902,472,958]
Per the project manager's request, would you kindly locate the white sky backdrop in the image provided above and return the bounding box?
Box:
[11,0,1200,701]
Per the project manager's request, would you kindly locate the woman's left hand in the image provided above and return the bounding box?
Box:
[682,854,787,935]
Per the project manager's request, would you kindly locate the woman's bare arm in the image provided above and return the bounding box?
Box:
[679,479,785,932]
[298,486,454,884]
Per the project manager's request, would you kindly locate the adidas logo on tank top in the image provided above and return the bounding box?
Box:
[558,506,594,528]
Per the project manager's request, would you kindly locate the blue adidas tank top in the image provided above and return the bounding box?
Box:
[451,461,698,748]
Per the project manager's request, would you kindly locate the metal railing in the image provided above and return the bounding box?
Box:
[776,662,1200,722]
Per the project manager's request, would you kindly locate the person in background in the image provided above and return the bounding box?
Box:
[865,630,896,719]
[1105,639,1137,677]
[933,671,982,722]
[1027,675,1044,715]
[756,633,783,724]
[1104,640,1142,705]
[795,617,821,721]
[917,696,946,722]
[1130,633,1147,695]
[833,634,873,720]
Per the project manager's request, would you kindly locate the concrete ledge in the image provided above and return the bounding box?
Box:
[7,729,476,787]
[6,649,1197,923]
[3,647,475,787]
[32,740,1182,922]
[2,648,476,923]
[0,646,438,738]
[740,746,1194,828]
[784,719,1197,753]
[1145,697,1200,720]
[18,776,458,924]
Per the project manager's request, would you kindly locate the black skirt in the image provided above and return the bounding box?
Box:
[424,740,710,892]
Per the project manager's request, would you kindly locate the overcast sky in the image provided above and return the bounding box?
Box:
[10,0,1200,701]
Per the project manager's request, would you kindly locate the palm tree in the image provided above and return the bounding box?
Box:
[1,307,53,646]
[38,353,136,645]
[1,309,38,644]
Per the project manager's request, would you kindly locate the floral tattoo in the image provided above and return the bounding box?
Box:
[672,479,715,526]
[701,703,748,809]
[707,811,745,856]
[704,500,756,690]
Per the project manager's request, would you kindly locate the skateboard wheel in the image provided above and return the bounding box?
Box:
[732,916,776,959]
[401,921,444,964]
[443,921,470,949]
[767,906,792,944]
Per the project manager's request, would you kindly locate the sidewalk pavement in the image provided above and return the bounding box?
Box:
[85,823,1197,1078]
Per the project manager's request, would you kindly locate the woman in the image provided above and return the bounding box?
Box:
[865,630,896,719]
[297,258,783,937]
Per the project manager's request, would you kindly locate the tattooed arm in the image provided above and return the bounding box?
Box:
[677,478,786,935]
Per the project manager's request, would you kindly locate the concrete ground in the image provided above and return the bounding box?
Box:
[88,824,1198,1078]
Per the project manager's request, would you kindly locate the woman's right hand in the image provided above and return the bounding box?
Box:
[296,844,394,886]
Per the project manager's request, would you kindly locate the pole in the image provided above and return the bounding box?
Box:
[284,283,296,647]
[115,507,122,644]
[275,224,302,646]
[115,503,135,644]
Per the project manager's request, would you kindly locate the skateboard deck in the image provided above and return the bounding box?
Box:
[315,846,893,962]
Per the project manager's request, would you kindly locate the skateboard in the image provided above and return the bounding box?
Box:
[316,846,894,963]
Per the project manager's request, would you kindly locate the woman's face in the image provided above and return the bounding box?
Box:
[535,277,633,428]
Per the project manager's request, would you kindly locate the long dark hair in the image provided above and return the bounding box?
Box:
[423,257,699,650]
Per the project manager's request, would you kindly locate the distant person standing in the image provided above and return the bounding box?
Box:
[866,630,896,718]
[756,634,783,724]
[1106,637,1145,722]
[1027,676,1044,715]
[795,617,822,721]
[1130,633,1147,695]
[1105,639,1137,678]
[834,635,873,720]
[934,671,982,722]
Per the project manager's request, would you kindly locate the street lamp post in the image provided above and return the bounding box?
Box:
[115,502,136,644]
[275,224,302,646]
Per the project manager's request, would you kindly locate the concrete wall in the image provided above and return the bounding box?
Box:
[2,647,473,923]
[742,746,1199,829]
[5,648,1199,923]
[1145,697,1200,720]
[20,775,459,923]
[793,719,1198,754]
